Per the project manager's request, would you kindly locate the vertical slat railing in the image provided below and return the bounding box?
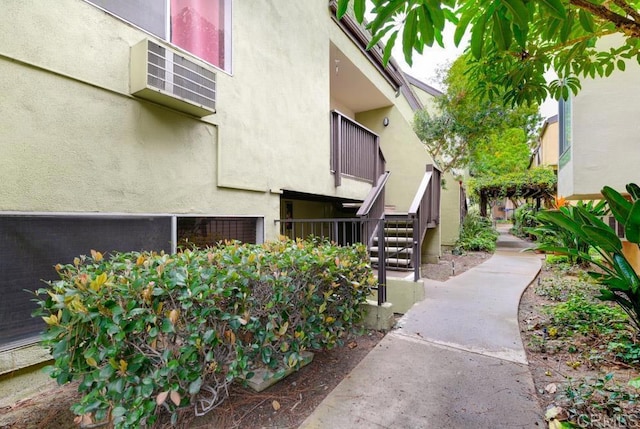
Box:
[331,110,381,184]
[275,217,387,305]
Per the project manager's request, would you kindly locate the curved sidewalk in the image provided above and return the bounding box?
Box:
[300,226,544,428]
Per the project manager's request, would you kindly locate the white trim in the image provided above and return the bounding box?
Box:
[83,0,233,76]
[0,211,264,218]
[171,216,178,253]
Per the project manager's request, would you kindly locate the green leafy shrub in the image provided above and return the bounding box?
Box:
[33,238,375,428]
[531,200,608,266]
[511,203,538,238]
[456,209,499,252]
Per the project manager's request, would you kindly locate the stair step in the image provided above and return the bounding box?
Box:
[384,227,413,234]
[374,236,414,245]
[370,257,412,266]
[370,246,413,255]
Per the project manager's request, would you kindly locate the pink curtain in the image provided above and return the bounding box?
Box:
[171,0,224,68]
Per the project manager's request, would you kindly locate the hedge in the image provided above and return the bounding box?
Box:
[34,238,375,427]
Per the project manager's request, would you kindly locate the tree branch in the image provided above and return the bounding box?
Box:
[570,0,640,37]
[611,0,640,23]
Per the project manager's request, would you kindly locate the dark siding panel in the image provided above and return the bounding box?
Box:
[0,215,171,349]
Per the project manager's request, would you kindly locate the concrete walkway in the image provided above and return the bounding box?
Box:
[300,225,545,428]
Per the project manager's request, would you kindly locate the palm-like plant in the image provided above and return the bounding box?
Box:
[533,184,640,333]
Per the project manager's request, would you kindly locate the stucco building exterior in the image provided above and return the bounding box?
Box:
[0,0,459,391]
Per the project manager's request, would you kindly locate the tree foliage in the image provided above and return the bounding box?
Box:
[467,166,557,199]
[336,0,640,106]
[413,55,540,174]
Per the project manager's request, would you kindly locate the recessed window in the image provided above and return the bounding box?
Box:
[87,0,232,73]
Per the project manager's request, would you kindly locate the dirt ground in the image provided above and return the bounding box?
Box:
[519,262,640,427]
[0,250,488,429]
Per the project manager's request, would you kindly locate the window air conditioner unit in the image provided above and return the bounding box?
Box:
[130,39,216,117]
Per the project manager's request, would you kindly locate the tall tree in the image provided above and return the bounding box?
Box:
[413,55,540,175]
[336,0,640,106]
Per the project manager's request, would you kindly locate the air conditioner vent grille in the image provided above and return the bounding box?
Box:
[147,42,166,90]
[131,39,216,117]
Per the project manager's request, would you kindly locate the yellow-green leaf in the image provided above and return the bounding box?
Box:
[319,302,327,314]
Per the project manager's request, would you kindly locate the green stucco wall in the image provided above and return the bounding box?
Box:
[440,172,462,248]
[0,0,383,241]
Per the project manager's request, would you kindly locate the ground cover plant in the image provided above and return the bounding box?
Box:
[32,238,375,428]
[521,257,640,428]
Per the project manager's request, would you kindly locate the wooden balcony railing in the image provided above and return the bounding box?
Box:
[331,110,385,186]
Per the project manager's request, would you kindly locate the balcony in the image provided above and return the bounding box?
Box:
[330,110,386,187]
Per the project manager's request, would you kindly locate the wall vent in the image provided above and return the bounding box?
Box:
[130,39,216,117]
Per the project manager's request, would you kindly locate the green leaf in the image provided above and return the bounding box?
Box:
[582,225,622,253]
[578,9,594,33]
[403,10,418,65]
[382,31,398,65]
[602,185,632,225]
[501,0,529,27]
[512,21,528,48]
[559,10,573,43]
[626,183,640,201]
[369,1,404,34]
[613,253,640,294]
[336,0,350,19]
[539,0,566,20]
[625,200,640,243]
[188,377,203,395]
[629,377,640,389]
[454,10,473,46]
[492,12,512,50]
[366,24,395,50]
[537,210,586,241]
[471,13,489,58]
[417,5,435,46]
[353,0,366,22]
[425,0,445,30]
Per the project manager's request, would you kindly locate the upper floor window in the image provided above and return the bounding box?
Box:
[87,0,232,73]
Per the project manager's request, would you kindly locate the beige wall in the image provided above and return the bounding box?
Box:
[558,36,640,200]
[440,172,462,247]
[539,121,559,169]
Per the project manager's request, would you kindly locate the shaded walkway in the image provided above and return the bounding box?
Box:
[300,225,544,428]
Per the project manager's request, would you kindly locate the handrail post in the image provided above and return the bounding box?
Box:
[413,214,420,282]
[335,113,342,187]
[377,217,386,305]
[374,136,380,181]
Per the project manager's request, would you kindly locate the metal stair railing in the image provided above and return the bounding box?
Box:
[275,217,387,305]
[407,164,442,281]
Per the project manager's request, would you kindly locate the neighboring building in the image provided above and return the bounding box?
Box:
[0,0,450,365]
[531,115,559,172]
[557,38,640,200]
[555,36,640,271]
